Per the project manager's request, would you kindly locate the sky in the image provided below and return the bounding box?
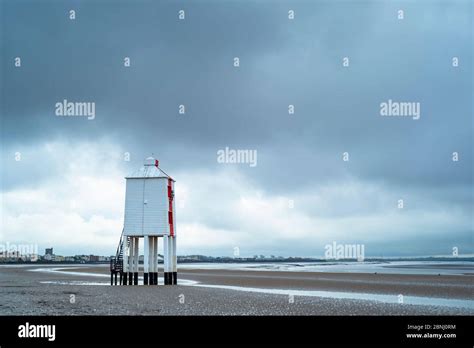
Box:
[0,0,472,258]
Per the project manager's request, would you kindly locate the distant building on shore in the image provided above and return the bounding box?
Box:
[44,248,55,261]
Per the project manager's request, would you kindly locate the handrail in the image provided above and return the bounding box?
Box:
[111,228,125,272]
[115,228,124,260]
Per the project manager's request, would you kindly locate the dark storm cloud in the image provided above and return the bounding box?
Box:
[0,0,473,256]
[1,1,472,214]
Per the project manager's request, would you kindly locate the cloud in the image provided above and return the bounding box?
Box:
[1,140,125,254]
[0,1,472,256]
[0,138,472,256]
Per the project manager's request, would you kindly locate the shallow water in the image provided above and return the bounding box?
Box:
[192,283,474,309]
[178,261,474,275]
[31,267,108,278]
[34,269,198,286]
[40,280,109,286]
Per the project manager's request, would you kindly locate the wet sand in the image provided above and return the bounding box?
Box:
[0,264,472,315]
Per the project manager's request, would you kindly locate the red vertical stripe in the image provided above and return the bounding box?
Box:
[168,178,174,236]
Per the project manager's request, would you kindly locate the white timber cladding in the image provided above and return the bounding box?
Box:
[123,177,170,236]
[123,179,143,235]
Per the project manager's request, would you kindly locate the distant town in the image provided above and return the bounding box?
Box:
[0,247,471,264]
[0,247,318,264]
[0,248,110,263]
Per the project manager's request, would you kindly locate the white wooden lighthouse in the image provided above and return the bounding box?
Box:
[110,156,177,286]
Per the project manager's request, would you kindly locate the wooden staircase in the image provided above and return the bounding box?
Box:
[110,229,128,285]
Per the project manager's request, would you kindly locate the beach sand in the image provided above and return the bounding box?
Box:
[0,264,472,315]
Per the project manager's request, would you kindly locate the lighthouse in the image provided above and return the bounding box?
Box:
[110,156,177,285]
